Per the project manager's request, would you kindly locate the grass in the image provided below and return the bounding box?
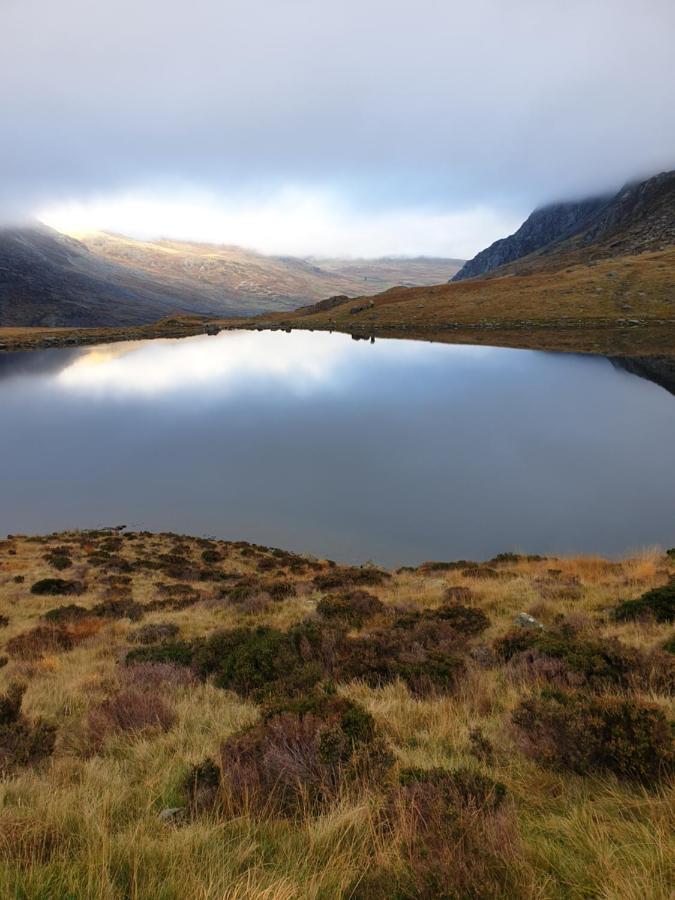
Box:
[0,530,673,898]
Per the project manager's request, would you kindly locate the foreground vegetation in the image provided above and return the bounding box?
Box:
[0,530,673,898]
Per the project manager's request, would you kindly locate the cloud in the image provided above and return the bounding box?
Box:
[2,0,674,252]
[38,188,519,257]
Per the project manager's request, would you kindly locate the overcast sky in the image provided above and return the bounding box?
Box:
[2,0,674,257]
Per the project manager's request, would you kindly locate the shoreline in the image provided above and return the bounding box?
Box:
[3,316,675,358]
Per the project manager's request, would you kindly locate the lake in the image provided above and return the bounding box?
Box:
[1,330,674,566]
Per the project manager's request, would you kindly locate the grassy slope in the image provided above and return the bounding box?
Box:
[281,248,675,329]
[3,247,674,356]
[0,530,673,898]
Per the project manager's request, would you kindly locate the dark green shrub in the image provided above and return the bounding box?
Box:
[264,579,296,602]
[45,554,72,570]
[490,552,521,564]
[313,566,389,591]
[397,652,467,696]
[666,548,675,559]
[612,584,675,623]
[418,560,476,573]
[43,604,90,624]
[201,549,221,564]
[91,597,144,621]
[126,640,194,668]
[30,578,84,596]
[664,634,675,654]
[316,590,384,628]
[512,690,674,783]
[494,628,656,690]
[0,684,56,775]
[422,603,490,636]
[462,566,502,579]
[183,758,221,814]
[0,615,8,628]
[193,627,321,700]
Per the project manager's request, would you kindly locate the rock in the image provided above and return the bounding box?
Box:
[513,612,544,630]
[205,324,220,336]
[158,807,186,823]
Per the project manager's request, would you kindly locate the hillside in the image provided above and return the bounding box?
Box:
[453,169,675,281]
[0,226,463,328]
[0,529,673,897]
[269,246,675,353]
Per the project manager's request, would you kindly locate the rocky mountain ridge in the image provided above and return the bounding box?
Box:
[452,169,675,281]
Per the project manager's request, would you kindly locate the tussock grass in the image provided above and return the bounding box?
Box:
[1,530,673,897]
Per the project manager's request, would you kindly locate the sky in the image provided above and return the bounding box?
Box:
[2,0,674,258]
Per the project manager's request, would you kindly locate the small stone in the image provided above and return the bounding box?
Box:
[158,807,186,823]
[513,612,544,630]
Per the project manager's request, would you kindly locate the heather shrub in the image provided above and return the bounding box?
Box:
[313,566,389,591]
[183,758,222,814]
[400,603,490,636]
[0,683,56,775]
[30,578,84,596]
[43,604,90,623]
[462,566,502,579]
[91,597,144,621]
[338,622,467,695]
[612,584,675,623]
[193,627,321,699]
[219,694,393,817]
[444,585,474,603]
[265,579,296,601]
[45,553,72,570]
[316,589,384,628]
[7,624,76,659]
[201,549,222,564]
[86,688,176,749]
[418,560,476,573]
[127,622,179,644]
[494,627,663,691]
[125,640,194,668]
[512,690,674,783]
[382,767,515,899]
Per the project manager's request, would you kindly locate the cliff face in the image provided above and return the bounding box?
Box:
[452,169,675,281]
[452,197,608,281]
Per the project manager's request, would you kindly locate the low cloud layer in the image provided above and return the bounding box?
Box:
[2,0,674,255]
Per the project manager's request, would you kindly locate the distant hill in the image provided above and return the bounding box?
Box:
[453,169,675,281]
[0,226,464,328]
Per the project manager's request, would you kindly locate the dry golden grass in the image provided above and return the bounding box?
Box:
[0,530,673,898]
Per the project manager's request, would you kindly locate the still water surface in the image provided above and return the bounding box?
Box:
[1,330,674,565]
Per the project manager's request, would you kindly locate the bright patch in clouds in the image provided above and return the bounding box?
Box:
[38,188,518,259]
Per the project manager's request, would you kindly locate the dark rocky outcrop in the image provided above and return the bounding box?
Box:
[452,197,608,281]
[453,169,675,281]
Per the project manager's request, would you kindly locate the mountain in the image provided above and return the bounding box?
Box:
[451,197,609,280]
[0,225,464,328]
[453,169,675,281]
[0,225,243,327]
